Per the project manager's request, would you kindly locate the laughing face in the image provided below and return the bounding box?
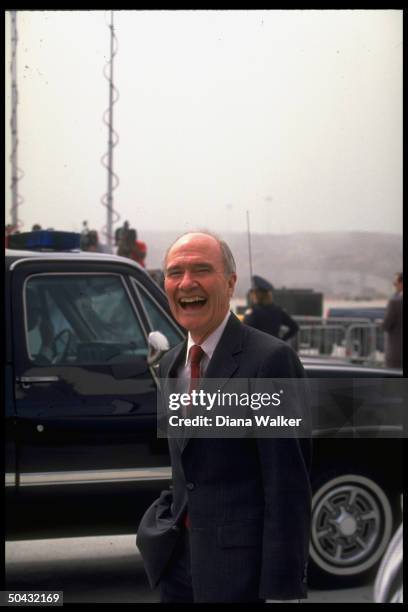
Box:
[164,233,237,344]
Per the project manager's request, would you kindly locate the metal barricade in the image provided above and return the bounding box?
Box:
[294,316,385,365]
[344,322,385,365]
[345,322,376,362]
[297,324,346,357]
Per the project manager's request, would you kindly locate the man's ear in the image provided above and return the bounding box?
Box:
[228,273,237,296]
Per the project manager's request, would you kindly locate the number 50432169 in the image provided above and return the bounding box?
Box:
[0,592,63,606]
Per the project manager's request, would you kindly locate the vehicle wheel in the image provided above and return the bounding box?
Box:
[309,472,396,588]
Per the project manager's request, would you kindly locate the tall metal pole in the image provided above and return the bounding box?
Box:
[100,10,120,252]
[106,10,114,251]
[10,10,21,229]
[246,210,254,287]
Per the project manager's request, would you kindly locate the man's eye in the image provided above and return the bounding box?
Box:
[167,270,181,277]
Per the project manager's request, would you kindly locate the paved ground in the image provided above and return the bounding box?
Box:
[5,535,374,604]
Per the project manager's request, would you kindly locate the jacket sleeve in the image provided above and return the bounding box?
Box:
[256,437,312,599]
[256,344,312,600]
[280,309,299,341]
[382,298,397,332]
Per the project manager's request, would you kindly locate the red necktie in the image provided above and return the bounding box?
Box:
[188,344,205,394]
[183,344,204,530]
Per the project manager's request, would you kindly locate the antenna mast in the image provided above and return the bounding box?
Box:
[101,10,120,251]
[9,10,24,230]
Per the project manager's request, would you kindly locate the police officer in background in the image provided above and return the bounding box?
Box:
[243,275,299,342]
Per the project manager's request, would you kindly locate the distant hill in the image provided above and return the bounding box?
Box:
[141,230,403,299]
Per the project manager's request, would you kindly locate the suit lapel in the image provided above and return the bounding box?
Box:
[179,313,244,453]
[161,340,187,379]
[204,313,243,380]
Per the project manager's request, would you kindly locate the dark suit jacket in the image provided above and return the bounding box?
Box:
[243,303,299,341]
[136,312,312,602]
[382,293,403,368]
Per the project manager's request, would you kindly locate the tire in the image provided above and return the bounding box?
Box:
[309,471,396,589]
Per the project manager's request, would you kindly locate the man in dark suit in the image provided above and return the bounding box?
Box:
[136,232,312,603]
[382,272,403,368]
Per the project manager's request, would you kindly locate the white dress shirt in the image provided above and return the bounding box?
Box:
[176,310,231,393]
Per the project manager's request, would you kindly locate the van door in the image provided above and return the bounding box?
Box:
[11,259,171,525]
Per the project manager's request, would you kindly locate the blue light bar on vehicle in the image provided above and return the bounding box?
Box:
[7,231,81,252]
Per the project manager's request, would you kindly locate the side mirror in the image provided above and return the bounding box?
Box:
[147,331,170,366]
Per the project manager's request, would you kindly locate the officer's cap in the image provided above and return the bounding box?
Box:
[252,275,274,291]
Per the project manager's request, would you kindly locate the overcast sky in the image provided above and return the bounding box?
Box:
[5,9,402,240]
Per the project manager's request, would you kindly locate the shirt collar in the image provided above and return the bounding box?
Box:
[185,310,231,366]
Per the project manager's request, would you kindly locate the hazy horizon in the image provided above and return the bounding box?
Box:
[5,10,402,240]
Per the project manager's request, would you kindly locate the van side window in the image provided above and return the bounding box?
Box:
[25,275,147,365]
[132,279,183,348]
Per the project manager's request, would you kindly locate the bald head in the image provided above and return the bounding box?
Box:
[163,231,237,343]
[164,231,236,278]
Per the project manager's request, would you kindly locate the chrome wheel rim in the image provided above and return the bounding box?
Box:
[310,475,393,576]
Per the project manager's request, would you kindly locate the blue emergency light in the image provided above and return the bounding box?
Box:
[7,230,81,252]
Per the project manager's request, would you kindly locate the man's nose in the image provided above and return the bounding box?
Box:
[178,270,198,290]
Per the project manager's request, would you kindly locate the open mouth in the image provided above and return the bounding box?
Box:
[179,296,207,310]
